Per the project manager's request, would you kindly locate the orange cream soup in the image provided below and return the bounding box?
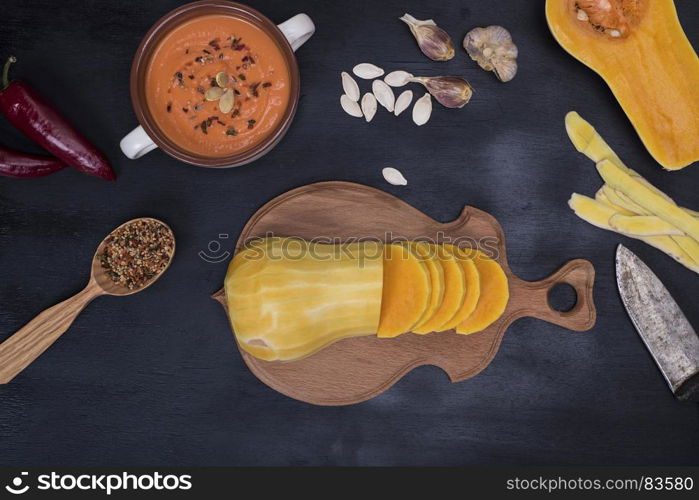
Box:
[146,15,291,157]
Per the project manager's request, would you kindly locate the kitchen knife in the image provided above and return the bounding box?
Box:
[616,244,699,402]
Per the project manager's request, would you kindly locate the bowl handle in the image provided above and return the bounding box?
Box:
[120,125,158,159]
[278,14,315,52]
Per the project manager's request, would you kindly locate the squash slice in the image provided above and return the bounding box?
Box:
[597,160,699,241]
[569,193,698,271]
[377,243,431,338]
[409,242,445,332]
[549,2,699,169]
[439,244,481,331]
[225,237,384,361]
[412,244,466,334]
[456,249,509,335]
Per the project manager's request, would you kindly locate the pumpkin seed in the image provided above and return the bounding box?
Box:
[340,94,363,117]
[361,93,377,122]
[205,87,224,101]
[394,90,413,116]
[412,92,432,126]
[384,70,413,87]
[382,167,408,186]
[215,71,229,87]
[372,80,395,112]
[353,63,384,79]
[341,71,360,102]
[219,89,235,113]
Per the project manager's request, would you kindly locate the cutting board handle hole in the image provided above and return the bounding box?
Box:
[547,283,578,312]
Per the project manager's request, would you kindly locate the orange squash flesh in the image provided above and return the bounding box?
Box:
[456,249,509,335]
[439,244,481,331]
[377,243,431,338]
[412,244,465,334]
[408,242,445,332]
[546,0,699,170]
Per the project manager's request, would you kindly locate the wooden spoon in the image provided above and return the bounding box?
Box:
[0,217,175,384]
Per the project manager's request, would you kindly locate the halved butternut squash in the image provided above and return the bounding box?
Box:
[408,242,445,331]
[439,244,481,331]
[377,243,431,338]
[412,244,466,334]
[226,237,384,361]
[456,249,509,335]
[547,1,699,170]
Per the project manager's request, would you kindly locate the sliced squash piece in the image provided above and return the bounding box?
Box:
[225,237,384,361]
[566,111,628,170]
[597,160,699,241]
[569,194,699,271]
[412,244,466,334]
[602,185,647,216]
[438,244,480,331]
[567,112,699,216]
[609,215,683,236]
[408,242,445,332]
[455,249,509,335]
[377,243,431,338]
[595,188,635,216]
[549,3,699,170]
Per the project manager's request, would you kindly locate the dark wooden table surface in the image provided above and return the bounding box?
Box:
[1,0,697,466]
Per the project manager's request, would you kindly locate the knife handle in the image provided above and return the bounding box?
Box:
[676,373,699,403]
[517,259,597,332]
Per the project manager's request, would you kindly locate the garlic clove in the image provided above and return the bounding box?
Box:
[361,93,377,122]
[412,92,432,126]
[400,13,455,61]
[384,70,414,87]
[341,71,360,102]
[394,90,413,116]
[372,80,395,113]
[353,63,384,79]
[382,167,408,186]
[409,76,473,108]
[340,94,363,118]
[463,26,518,82]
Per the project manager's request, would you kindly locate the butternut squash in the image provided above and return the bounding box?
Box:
[409,242,445,332]
[376,243,431,338]
[225,237,384,361]
[548,2,699,170]
[412,244,466,334]
[456,249,509,335]
[226,238,513,361]
[439,244,481,331]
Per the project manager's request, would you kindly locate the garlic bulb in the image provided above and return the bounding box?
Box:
[409,76,473,108]
[399,13,455,61]
[463,26,518,82]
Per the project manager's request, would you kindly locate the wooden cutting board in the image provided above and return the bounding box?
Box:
[213,181,596,405]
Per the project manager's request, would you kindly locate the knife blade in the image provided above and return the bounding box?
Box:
[616,244,699,402]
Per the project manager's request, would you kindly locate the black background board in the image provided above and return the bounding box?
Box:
[0,0,697,466]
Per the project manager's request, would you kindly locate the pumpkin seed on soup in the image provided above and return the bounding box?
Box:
[205,87,224,101]
[216,71,229,87]
[219,90,235,114]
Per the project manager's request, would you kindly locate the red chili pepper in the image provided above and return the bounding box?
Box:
[0,56,115,181]
[0,145,65,178]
